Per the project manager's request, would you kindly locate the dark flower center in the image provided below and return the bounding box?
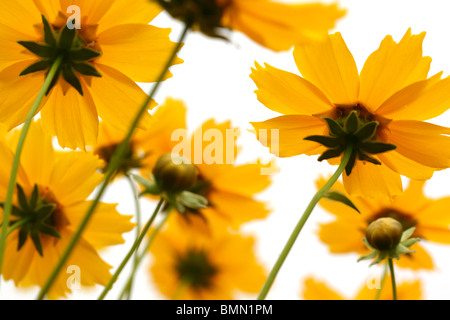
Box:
[18,14,102,96]
[175,249,218,290]
[369,208,418,233]
[95,142,145,175]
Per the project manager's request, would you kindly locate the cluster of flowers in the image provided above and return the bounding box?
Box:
[1,0,450,300]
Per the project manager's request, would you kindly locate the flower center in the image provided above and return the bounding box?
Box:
[3,184,69,256]
[94,142,145,175]
[18,14,102,96]
[306,104,396,175]
[175,249,218,290]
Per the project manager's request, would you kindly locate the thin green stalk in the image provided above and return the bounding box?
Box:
[118,210,171,300]
[122,174,142,300]
[6,218,33,237]
[98,199,164,300]
[257,144,354,300]
[0,55,64,279]
[375,263,388,300]
[36,23,190,300]
[388,258,397,300]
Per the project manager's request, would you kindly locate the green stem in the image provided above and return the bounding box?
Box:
[375,263,388,300]
[257,144,354,300]
[118,210,171,300]
[388,258,397,300]
[36,23,190,300]
[98,199,164,300]
[6,218,33,237]
[122,174,142,300]
[0,55,64,280]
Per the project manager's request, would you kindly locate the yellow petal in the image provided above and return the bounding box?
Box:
[415,197,450,243]
[98,0,162,32]
[0,0,41,36]
[386,120,450,169]
[395,243,433,270]
[318,221,366,254]
[33,0,66,22]
[302,278,344,300]
[98,24,183,83]
[64,201,134,249]
[227,1,345,51]
[390,180,430,215]
[0,23,37,71]
[59,0,111,25]
[342,160,403,199]
[293,32,359,105]
[356,276,422,300]
[0,60,46,130]
[89,63,154,131]
[377,151,435,180]
[359,29,431,111]
[250,62,334,115]
[251,115,327,157]
[41,79,98,150]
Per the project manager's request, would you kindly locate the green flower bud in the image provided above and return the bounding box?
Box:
[153,154,198,193]
[365,217,403,251]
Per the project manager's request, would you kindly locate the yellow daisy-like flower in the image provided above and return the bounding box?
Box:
[0,120,134,299]
[0,0,182,150]
[150,223,266,299]
[316,177,450,270]
[302,277,422,300]
[138,98,272,233]
[251,29,450,198]
[158,0,345,51]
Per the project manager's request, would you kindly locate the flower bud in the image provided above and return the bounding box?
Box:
[365,217,403,251]
[153,154,198,193]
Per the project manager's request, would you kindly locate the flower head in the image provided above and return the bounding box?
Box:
[365,217,403,251]
[150,223,266,299]
[302,277,422,300]
[251,30,450,198]
[158,0,345,51]
[0,120,134,299]
[0,0,183,150]
[137,99,272,234]
[316,178,450,270]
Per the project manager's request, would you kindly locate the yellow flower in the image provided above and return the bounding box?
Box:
[302,277,422,300]
[316,177,450,270]
[0,120,134,299]
[158,0,345,51]
[0,0,182,150]
[150,223,266,299]
[251,29,450,198]
[138,98,272,233]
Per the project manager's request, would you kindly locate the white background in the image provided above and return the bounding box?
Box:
[3,0,450,300]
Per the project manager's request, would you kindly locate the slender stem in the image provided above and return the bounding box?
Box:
[118,210,171,300]
[37,23,190,300]
[388,258,397,300]
[0,56,64,279]
[6,218,32,237]
[98,199,164,300]
[375,263,388,300]
[257,144,354,300]
[122,174,142,300]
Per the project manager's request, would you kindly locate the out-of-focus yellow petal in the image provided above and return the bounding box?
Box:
[415,197,450,244]
[98,24,183,83]
[318,221,366,254]
[98,0,162,32]
[41,80,98,150]
[89,63,154,131]
[378,151,436,181]
[302,278,345,300]
[251,115,327,157]
[386,120,450,169]
[0,0,41,36]
[390,180,430,215]
[359,29,431,111]
[342,160,403,199]
[64,201,134,249]
[250,62,334,115]
[395,243,433,270]
[356,276,422,300]
[226,0,345,51]
[293,32,359,105]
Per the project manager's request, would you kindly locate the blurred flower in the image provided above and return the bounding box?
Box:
[251,29,450,198]
[302,277,422,300]
[316,178,450,270]
[0,0,182,150]
[0,120,134,299]
[157,0,345,51]
[138,99,273,234]
[150,223,266,299]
